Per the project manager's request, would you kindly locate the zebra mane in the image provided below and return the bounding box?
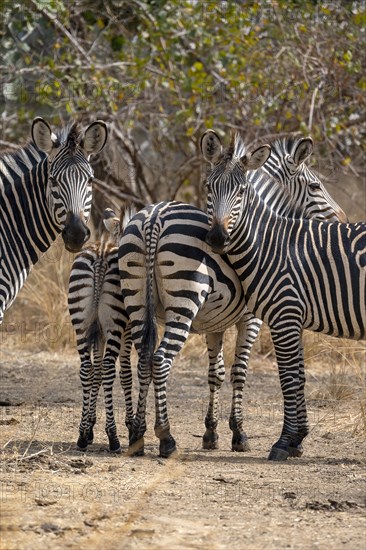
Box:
[255,132,304,162]
[53,121,81,153]
[0,120,82,170]
[0,143,44,173]
[271,135,299,157]
[119,201,137,233]
[222,131,248,163]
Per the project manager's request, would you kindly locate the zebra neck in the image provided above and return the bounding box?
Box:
[250,167,303,219]
[228,187,293,289]
[1,150,60,269]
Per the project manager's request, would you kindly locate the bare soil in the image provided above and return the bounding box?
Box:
[0,341,365,550]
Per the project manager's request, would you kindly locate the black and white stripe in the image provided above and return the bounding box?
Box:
[119,135,346,458]
[68,206,135,452]
[203,130,365,461]
[0,117,107,324]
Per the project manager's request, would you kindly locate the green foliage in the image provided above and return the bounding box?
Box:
[0,0,365,204]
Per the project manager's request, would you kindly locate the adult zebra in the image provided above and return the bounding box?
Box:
[119,135,347,458]
[202,130,365,461]
[0,117,107,324]
[68,206,135,453]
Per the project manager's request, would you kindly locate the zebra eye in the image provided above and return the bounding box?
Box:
[238,183,246,195]
[309,182,321,191]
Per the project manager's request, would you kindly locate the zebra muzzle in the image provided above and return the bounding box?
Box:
[62,212,91,252]
[205,223,230,254]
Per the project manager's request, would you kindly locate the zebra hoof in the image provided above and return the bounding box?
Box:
[87,426,94,445]
[232,433,251,452]
[77,434,89,451]
[108,436,122,454]
[202,430,219,450]
[268,446,289,461]
[127,437,145,457]
[288,443,303,457]
[159,435,177,458]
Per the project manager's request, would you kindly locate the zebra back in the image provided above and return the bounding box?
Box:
[68,204,135,351]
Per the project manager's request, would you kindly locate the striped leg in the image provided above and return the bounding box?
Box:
[129,350,152,456]
[87,347,103,445]
[77,349,94,450]
[288,342,309,457]
[153,319,195,458]
[101,339,121,453]
[153,342,179,458]
[229,315,262,452]
[203,332,225,450]
[119,324,134,436]
[268,327,302,461]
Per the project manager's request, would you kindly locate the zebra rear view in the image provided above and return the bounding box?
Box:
[68,205,135,453]
[202,130,366,461]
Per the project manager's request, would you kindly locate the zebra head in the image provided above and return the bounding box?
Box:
[201,130,271,254]
[32,117,108,252]
[103,208,120,245]
[103,203,137,239]
[267,136,347,222]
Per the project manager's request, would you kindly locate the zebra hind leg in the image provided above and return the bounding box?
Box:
[153,349,176,458]
[202,332,225,450]
[77,350,94,451]
[128,353,152,457]
[86,348,103,445]
[102,342,121,453]
[119,324,134,439]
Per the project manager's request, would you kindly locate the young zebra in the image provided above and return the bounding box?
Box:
[202,130,365,461]
[119,137,346,458]
[68,205,135,452]
[0,117,107,325]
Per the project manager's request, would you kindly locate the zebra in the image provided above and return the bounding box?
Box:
[119,136,347,458]
[68,205,135,452]
[202,130,365,461]
[0,117,107,325]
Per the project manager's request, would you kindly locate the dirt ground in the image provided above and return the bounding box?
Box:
[0,338,365,550]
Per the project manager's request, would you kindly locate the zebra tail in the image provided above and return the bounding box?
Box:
[140,219,158,367]
[86,313,102,352]
[85,257,108,353]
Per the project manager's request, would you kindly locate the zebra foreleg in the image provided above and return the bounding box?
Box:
[229,316,261,452]
[119,324,134,437]
[288,343,309,457]
[77,350,94,451]
[203,332,225,450]
[268,328,302,461]
[101,342,121,453]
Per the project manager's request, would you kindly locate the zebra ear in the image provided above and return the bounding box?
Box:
[32,117,57,153]
[293,137,313,166]
[103,208,119,234]
[242,145,271,170]
[81,121,108,156]
[200,130,223,164]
